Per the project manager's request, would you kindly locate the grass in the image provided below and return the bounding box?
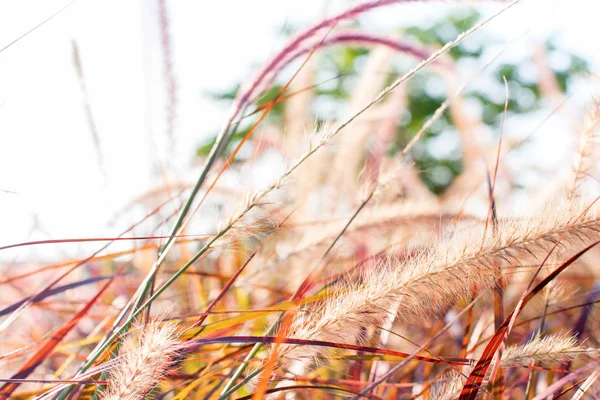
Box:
[2,0,600,399]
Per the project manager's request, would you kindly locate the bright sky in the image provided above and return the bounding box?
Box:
[1,0,599,261]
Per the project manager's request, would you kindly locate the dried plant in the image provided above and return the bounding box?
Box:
[501,333,598,367]
[103,322,180,400]
[3,1,600,400]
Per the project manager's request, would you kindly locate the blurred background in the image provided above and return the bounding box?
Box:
[1,0,599,261]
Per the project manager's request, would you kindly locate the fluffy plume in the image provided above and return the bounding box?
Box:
[282,201,600,366]
[569,100,600,200]
[501,333,598,367]
[430,373,466,400]
[104,322,180,400]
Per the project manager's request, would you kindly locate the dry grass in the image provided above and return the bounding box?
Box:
[2,0,600,399]
[103,321,180,400]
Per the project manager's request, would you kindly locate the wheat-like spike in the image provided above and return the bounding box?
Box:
[430,373,466,400]
[104,322,180,400]
[283,200,600,366]
[328,42,395,195]
[501,333,598,367]
[569,100,600,200]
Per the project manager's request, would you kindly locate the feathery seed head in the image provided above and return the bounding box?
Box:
[502,332,598,367]
[104,322,180,400]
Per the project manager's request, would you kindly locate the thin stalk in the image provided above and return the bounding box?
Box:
[524,289,551,399]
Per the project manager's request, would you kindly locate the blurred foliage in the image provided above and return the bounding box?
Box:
[199,9,589,194]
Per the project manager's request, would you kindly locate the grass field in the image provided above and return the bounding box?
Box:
[2,0,600,399]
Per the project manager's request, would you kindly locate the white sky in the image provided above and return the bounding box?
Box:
[1,0,600,261]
